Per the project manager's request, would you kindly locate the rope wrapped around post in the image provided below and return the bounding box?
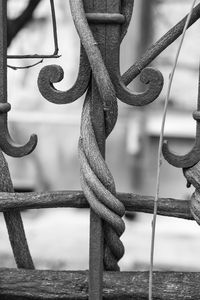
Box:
[70,0,163,272]
[70,0,133,271]
[79,89,125,270]
[38,0,163,284]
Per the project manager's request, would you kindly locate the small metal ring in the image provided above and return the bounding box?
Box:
[86,13,125,24]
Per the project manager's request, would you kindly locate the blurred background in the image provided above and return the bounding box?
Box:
[1,0,200,271]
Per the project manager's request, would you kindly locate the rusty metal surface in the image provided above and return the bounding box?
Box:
[38,47,90,104]
[38,0,163,299]
[0,150,34,269]
[2,0,200,299]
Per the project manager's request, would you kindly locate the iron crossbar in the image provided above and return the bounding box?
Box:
[0,191,192,220]
[1,269,200,299]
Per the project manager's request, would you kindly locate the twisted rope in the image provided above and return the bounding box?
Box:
[184,162,200,225]
[79,89,125,270]
[70,0,133,270]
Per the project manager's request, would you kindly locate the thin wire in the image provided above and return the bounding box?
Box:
[148,1,197,299]
[7,0,59,59]
[50,0,59,54]
[7,59,43,70]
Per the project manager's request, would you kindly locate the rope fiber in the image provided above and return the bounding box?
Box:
[70,0,133,270]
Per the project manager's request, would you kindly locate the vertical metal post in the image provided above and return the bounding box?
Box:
[0,0,7,104]
[84,1,122,298]
[86,1,106,298]
[89,82,105,299]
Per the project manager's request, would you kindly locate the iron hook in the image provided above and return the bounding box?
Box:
[162,62,200,168]
[0,0,37,158]
[114,67,164,106]
[0,104,37,157]
[38,46,91,104]
[162,110,200,168]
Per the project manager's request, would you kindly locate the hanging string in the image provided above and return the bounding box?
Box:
[149,1,197,299]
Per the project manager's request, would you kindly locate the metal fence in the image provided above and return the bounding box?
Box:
[1,0,200,299]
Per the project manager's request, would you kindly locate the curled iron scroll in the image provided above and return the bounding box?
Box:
[163,111,200,168]
[38,47,90,104]
[115,67,164,106]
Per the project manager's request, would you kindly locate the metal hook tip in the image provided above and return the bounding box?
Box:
[1,133,38,157]
[162,139,200,168]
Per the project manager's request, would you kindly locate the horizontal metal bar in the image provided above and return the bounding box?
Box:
[1,268,200,299]
[0,190,192,220]
[7,54,61,59]
[86,13,125,24]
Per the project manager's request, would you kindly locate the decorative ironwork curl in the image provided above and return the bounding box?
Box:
[38,2,163,109]
[38,47,90,104]
[38,0,163,298]
[114,67,163,106]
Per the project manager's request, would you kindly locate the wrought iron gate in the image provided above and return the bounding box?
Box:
[1,0,200,299]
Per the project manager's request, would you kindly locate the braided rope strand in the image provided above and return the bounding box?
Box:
[79,90,125,270]
[69,0,132,270]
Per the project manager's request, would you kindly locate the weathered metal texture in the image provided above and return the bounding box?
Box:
[0,0,37,157]
[163,62,200,168]
[2,269,200,300]
[7,0,59,59]
[71,1,121,298]
[0,190,193,220]
[0,151,34,269]
[163,72,200,169]
[1,0,200,299]
[38,0,163,299]
[38,48,90,104]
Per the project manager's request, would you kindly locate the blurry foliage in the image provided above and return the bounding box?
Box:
[7,0,42,47]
